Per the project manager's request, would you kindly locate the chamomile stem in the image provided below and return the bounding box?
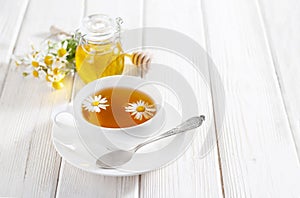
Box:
[49,25,72,37]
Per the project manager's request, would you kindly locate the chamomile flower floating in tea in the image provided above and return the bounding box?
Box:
[82,95,109,113]
[125,100,156,120]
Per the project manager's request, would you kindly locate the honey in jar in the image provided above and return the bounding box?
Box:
[75,14,124,83]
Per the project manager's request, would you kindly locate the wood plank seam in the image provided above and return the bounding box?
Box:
[0,0,30,99]
[54,160,67,198]
[253,0,300,162]
[200,0,227,197]
[22,133,33,183]
[138,175,142,198]
[139,0,145,196]
[53,159,63,198]
[215,127,226,198]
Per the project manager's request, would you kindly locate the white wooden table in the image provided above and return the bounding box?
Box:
[1,0,300,197]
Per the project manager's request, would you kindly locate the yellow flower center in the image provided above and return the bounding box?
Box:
[52,81,64,89]
[32,61,39,67]
[57,48,67,57]
[45,74,51,82]
[92,101,100,106]
[44,55,53,66]
[32,70,39,78]
[53,68,60,75]
[136,106,145,112]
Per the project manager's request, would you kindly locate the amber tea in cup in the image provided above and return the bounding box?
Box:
[82,87,157,128]
[57,76,165,150]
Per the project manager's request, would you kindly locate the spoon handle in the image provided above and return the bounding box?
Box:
[135,115,205,151]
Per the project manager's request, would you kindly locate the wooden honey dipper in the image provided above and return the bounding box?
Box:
[125,52,152,77]
[100,51,152,78]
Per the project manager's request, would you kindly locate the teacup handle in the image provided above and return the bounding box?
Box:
[53,104,76,129]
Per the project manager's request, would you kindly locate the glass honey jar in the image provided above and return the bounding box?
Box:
[75,14,124,83]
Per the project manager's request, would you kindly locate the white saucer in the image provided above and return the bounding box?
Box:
[52,103,196,176]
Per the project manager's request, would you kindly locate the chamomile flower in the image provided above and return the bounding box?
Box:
[53,40,69,60]
[125,100,156,120]
[19,52,45,79]
[32,68,40,78]
[82,95,109,113]
[46,67,64,80]
[45,60,67,89]
[45,67,65,89]
[21,51,44,68]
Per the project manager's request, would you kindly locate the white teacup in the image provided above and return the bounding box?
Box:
[54,75,165,152]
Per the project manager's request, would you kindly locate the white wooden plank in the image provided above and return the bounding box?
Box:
[140,0,224,197]
[0,0,83,197]
[0,0,29,91]
[201,0,300,197]
[56,161,139,198]
[256,0,300,158]
[55,0,143,197]
[85,0,143,28]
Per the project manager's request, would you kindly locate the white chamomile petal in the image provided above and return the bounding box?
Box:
[95,95,100,100]
[100,97,108,103]
[62,41,68,49]
[94,106,101,112]
[146,107,156,112]
[134,113,142,120]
